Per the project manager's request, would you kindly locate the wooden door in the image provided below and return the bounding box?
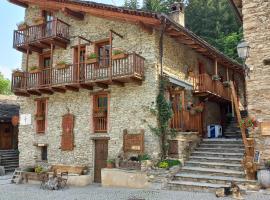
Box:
[94,139,108,183]
[0,123,13,150]
[198,62,205,74]
[39,53,51,86]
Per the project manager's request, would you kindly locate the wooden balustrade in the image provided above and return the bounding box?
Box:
[13,19,70,52]
[171,110,202,134]
[193,73,230,100]
[12,53,145,95]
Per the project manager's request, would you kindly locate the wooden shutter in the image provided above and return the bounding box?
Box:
[61,113,74,151]
[36,99,46,133]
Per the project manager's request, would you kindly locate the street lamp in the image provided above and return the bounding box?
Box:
[237,39,251,76]
[237,39,250,61]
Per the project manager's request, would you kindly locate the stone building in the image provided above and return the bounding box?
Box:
[229,0,270,162]
[9,0,245,183]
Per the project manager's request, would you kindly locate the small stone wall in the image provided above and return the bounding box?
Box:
[169,132,201,164]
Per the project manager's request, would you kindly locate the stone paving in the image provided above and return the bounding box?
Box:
[0,178,270,200]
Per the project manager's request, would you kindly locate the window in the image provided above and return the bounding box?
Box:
[41,146,48,161]
[43,11,54,22]
[73,45,86,64]
[36,99,47,133]
[93,93,108,133]
[95,40,110,68]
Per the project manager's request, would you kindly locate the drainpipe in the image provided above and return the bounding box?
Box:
[159,16,167,76]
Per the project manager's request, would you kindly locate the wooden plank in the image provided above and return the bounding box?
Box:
[8,0,28,8]
[63,7,84,20]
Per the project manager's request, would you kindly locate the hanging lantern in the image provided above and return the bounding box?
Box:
[237,39,250,61]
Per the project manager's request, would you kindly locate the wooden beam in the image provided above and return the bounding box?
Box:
[110,29,123,39]
[28,90,41,96]
[112,80,124,87]
[65,85,79,92]
[38,89,54,95]
[80,84,94,90]
[95,83,108,89]
[8,0,28,8]
[63,7,84,20]
[138,21,153,35]
[28,44,43,54]
[214,59,218,75]
[52,86,66,93]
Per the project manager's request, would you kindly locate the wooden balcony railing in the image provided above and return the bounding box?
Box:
[13,18,70,52]
[193,73,230,100]
[12,53,144,95]
[171,110,203,134]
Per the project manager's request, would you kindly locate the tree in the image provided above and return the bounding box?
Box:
[0,72,11,95]
[124,0,139,9]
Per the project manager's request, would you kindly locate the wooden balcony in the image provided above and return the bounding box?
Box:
[13,19,70,53]
[193,73,231,101]
[11,53,145,96]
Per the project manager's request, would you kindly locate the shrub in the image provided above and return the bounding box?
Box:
[138,154,151,162]
[29,66,39,71]
[34,165,43,174]
[107,159,115,164]
[158,159,181,169]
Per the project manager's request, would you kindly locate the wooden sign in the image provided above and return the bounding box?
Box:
[260,121,270,136]
[123,129,144,153]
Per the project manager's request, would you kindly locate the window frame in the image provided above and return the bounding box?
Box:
[35,98,48,134]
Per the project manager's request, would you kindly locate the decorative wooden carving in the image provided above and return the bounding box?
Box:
[123,129,144,153]
[61,113,74,151]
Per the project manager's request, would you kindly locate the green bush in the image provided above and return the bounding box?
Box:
[138,154,151,161]
[158,159,181,169]
[34,165,43,174]
[87,53,97,59]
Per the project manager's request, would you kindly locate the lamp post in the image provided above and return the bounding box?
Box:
[237,39,251,76]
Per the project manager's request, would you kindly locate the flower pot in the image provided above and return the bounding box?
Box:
[18,24,28,30]
[86,58,98,64]
[112,53,128,60]
[258,169,270,188]
[107,162,115,168]
[56,64,67,70]
[33,18,45,25]
[29,69,40,73]
[13,71,24,77]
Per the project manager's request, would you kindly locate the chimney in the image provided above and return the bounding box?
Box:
[169,2,185,27]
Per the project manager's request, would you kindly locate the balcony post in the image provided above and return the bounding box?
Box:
[214,59,218,75]
[26,48,29,72]
[77,38,81,83]
[109,31,113,82]
[226,67,229,81]
[50,43,54,85]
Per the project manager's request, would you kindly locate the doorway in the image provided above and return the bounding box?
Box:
[0,123,13,150]
[94,139,108,183]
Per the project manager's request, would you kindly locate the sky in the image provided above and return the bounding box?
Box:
[0,0,134,80]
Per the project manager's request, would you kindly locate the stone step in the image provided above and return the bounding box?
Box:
[192,151,244,158]
[199,144,244,149]
[167,180,228,192]
[195,147,245,153]
[189,156,242,164]
[185,161,243,171]
[174,173,257,186]
[181,166,245,178]
[201,139,243,145]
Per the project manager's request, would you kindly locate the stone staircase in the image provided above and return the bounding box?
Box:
[0,150,19,173]
[223,118,242,138]
[168,138,257,192]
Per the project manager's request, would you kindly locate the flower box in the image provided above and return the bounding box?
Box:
[112,53,128,60]
[33,18,45,25]
[13,71,24,77]
[18,23,28,30]
[29,69,41,73]
[86,58,98,64]
[56,63,68,70]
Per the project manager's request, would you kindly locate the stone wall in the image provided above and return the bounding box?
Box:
[242,0,270,161]
[19,5,160,173]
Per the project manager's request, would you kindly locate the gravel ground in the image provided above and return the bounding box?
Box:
[0,181,270,200]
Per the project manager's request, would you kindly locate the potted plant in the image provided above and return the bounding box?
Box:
[86,53,98,64]
[239,118,258,129]
[212,74,220,81]
[17,21,28,30]
[33,17,45,25]
[107,159,115,168]
[112,49,127,60]
[258,160,270,188]
[29,66,40,73]
[56,61,67,69]
[12,69,24,77]
[139,154,152,171]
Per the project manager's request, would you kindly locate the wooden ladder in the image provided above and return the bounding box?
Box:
[11,168,23,184]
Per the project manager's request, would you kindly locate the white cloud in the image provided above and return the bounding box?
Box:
[0,66,12,80]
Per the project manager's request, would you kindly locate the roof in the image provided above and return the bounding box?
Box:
[228,0,242,22]
[9,0,244,73]
[0,95,20,122]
